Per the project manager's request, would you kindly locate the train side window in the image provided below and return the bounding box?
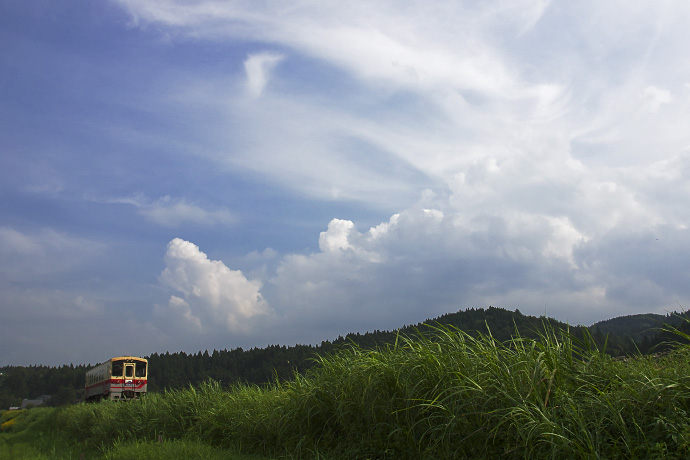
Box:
[135,362,147,377]
[112,361,123,377]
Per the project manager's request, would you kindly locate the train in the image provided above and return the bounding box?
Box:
[84,356,148,401]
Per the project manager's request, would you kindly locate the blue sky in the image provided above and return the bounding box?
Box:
[2,0,690,366]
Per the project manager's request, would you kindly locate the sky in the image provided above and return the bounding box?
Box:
[2,1,690,366]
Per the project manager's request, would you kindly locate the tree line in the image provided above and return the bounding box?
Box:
[2,306,688,409]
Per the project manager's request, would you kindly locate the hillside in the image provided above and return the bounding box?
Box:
[4,324,690,459]
[591,313,669,339]
[1,306,683,409]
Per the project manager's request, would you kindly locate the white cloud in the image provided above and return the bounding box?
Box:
[318,219,355,253]
[265,189,690,338]
[158,238,270,333]
[114,1,543,93]
[74,295,105,314]
[243,247,278,262]
[0,227,103,281]
[106,2,584,227]
[99,194,237,227]
[244,52,284,99]
[109,0,690,331]
[12,0,690,365]
[0,227,42,255]
[642,85,672,113]
[163,295,202,331]
[142,197,236,227]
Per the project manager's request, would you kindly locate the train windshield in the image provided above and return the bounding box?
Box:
[135,362,147,378]
[111,361,123,377]
[111,359,146,378]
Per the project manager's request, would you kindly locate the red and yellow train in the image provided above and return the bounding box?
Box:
[85,356,148,401]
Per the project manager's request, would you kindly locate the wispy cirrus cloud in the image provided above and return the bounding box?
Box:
[95,194,237,227]
[4,0,690,365]
[115,0,690,328]
[110,0,690,207]
[0,226,104,280]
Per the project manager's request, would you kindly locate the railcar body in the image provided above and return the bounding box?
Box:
[84,356,148,401]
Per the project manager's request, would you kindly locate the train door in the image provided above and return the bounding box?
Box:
[123,362,135,398]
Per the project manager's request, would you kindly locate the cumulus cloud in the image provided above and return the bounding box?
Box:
[267,194,688,338]
[269,206,571,332]
[158,238,270,333]
[165,295,202,331]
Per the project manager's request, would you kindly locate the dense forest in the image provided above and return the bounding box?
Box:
[1,306,688,410]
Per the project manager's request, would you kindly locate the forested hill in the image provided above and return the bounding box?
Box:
[1,306,687,409]
[591,313,679,340]
[143,306,592,393]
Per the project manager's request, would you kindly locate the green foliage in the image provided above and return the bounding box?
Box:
[36,324,690,459]
[0,405,274,460]
[6,308,690,459]
[0,407,86,459]
[2,306,680,404]
[0,363,86,409]
[101,438,267,460]
[0,413,20,432]
[271,325,690,459]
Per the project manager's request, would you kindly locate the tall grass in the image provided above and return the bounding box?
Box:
[53,324,690,459]
[0,407,84,459]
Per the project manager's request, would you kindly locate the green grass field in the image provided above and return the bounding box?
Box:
[0,407,272,460]
[3,324,690,459]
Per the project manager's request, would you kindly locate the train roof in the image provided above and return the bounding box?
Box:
[87,356,148,369]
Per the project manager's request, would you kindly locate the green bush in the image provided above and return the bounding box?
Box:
[101,438,266,460]
[48,325,690,459]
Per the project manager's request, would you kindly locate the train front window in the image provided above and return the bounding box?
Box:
[135,362,147,378]
[111,361,123,377]
[125,365,134,378]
